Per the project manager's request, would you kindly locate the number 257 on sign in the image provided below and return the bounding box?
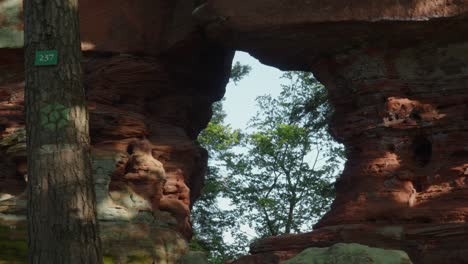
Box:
[35,50,58,66]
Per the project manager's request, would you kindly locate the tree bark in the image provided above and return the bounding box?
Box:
[23,0,102,263]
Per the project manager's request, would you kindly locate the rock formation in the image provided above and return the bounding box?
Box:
[1,0,468,263]
[195,1,468,263]
[281,243,412,264]
[0,0,233,262]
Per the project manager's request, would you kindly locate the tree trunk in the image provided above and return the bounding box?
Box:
[23,0,102,263]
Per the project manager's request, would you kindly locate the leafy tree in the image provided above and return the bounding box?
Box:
[190,61,250,263]
[230,62,252,85]
[191,101,245,263]
[192,68,345,263]
[225,72,344,238]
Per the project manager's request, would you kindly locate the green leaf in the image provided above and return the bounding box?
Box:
[192,71,346,263]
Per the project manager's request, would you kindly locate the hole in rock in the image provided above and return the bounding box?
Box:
[103,115,118,125]
[409,109,422,121]
[126,139,151,155]
[411,216,433,224]
[412,179,423,192]
[191,51,347,253]
[412,136,432,167]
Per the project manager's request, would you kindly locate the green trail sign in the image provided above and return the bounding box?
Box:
[35,50,58,66]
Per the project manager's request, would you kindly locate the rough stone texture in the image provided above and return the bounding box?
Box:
[0,1,233,262]
[0,0,204,53]
[177,251,209,264]
[199,1,468,264]
[313,41,468,229]
[2,1,468,264]
[201,0,468,25]
[0,48,232,262]
[0,0,23,48]
[281,243,412,264]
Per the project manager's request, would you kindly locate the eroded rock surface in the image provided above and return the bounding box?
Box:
[282,243,412,264]
[198,1,468,263]
[1,0,468,264]
[0,1,232,262]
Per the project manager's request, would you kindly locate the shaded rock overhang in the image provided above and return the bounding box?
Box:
[195,0,468,70]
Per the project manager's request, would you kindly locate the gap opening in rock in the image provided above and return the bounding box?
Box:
[412,136,432,167]
[191,51,346,260]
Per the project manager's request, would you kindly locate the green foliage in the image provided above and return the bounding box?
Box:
[197,102,242,156]
[190,61,252,263]
[192,71,345,263]
[191,100,246,264]
[230,62,252,85]
[225,72,344,238]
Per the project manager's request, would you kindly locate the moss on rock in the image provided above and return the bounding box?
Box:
[0,0,24,48]
[281,243,412,264]
[0,224,27,263]
[103,256,116,264]
[178,251,208,264]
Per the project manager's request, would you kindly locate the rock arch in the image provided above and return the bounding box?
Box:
[1,1,468,263]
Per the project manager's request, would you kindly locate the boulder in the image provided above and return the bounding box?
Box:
[282,243,412,264]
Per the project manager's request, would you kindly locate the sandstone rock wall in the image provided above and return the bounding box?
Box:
[0,1,233,263]
[255,31,468,264]
[2,0,468,263]
[196,1,468,263]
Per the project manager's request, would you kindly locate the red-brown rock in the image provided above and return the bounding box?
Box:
[2,0,468,263]
[198,1,468,263]
[0,1,233,262]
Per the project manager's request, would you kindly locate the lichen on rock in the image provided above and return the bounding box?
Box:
[178,251,209,264]
[281,243,412,264]
[0,127,25,157]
